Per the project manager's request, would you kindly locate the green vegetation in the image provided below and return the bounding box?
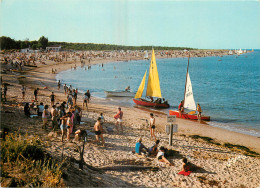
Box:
[190,134,221,145]
[223,143,259,157]
[189,134,259,157]
[0,133,64,187]
[0,35,195,51]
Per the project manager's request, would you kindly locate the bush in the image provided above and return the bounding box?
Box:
[1,133,64,187]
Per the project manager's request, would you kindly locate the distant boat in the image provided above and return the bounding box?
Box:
[169,55,210,121]
[237,49,243,55]
[228,50,233,55]
[133,49,170,108]
[105,90,135,97]
[144,51,149,60]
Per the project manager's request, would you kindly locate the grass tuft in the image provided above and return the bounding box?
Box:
[1,133,64,187]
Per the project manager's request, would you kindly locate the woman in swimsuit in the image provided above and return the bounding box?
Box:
[149,113,157,140]
[93,117,105,146]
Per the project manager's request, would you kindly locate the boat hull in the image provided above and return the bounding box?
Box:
[133,98,170,108]
[105,91,135,97]
[169,110,210,121]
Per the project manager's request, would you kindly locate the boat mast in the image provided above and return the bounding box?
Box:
[183,53,190,105]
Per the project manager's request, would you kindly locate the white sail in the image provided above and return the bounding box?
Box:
[184,72,196,111]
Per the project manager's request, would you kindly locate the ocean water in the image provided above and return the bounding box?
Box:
[57,51,260,137]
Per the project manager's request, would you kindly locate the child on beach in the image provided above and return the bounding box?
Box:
[149,113,157,140]
[157,146,174,166]
[197,103,202,121]
[114,107,124,133]
[93,117,105,146]
[178,158,198,176]
[66,112,73,141]
[37,102,44,116]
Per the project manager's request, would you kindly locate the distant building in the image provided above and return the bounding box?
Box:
[21,48,30,53]
[46,45,62,52]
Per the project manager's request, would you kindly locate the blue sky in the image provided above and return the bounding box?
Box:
[1,0,259,49]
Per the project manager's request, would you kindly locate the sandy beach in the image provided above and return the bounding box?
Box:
[1,50,260,187]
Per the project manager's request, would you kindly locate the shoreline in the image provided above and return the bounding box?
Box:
[23,53,260,153]
[1,50,260,187]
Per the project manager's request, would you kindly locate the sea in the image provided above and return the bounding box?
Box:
[56,50,260,137]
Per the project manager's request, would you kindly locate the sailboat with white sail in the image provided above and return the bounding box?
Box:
[133,49,170,108]
[169,55,210,120]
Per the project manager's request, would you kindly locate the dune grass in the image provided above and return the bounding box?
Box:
[0,133,64,187]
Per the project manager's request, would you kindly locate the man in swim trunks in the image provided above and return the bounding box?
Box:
[50,92,56,106]
[114,107,123,133]
[93,117,105,146]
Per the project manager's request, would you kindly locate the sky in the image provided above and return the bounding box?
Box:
[1,0,260,49]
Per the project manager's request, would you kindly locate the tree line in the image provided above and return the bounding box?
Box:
[0,36,195,51]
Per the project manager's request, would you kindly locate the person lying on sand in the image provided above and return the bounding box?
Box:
[157,146,174,166]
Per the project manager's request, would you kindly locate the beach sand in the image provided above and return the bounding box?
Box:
[1,50,260,187]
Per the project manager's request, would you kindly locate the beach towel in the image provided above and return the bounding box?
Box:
[178,170,192,176]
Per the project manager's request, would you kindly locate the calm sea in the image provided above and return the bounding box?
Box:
[57,50,260,137]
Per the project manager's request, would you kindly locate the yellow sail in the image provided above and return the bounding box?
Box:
[146,49,162,98]
[134,70,147,98]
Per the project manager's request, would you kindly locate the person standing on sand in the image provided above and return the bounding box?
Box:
[114,107,124,133]
[24,103,30,117]
[86,90,91,103]
[83,91,89,110]
[50,92,56,107]
[66,112,73,141]
[64,84,67,95]
[93,117,105,146]
[178,100,184,118]
[42,105,49,129]
[21,85,26,100]
[60,113,68,142]
[37,102,44,117]
[51,105,58,131]
[57,80,61,90]
[197,103,202,121]
[149,113,157,140]
[34,88,39,102]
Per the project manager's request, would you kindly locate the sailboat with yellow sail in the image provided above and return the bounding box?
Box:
[133,49,170,108]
